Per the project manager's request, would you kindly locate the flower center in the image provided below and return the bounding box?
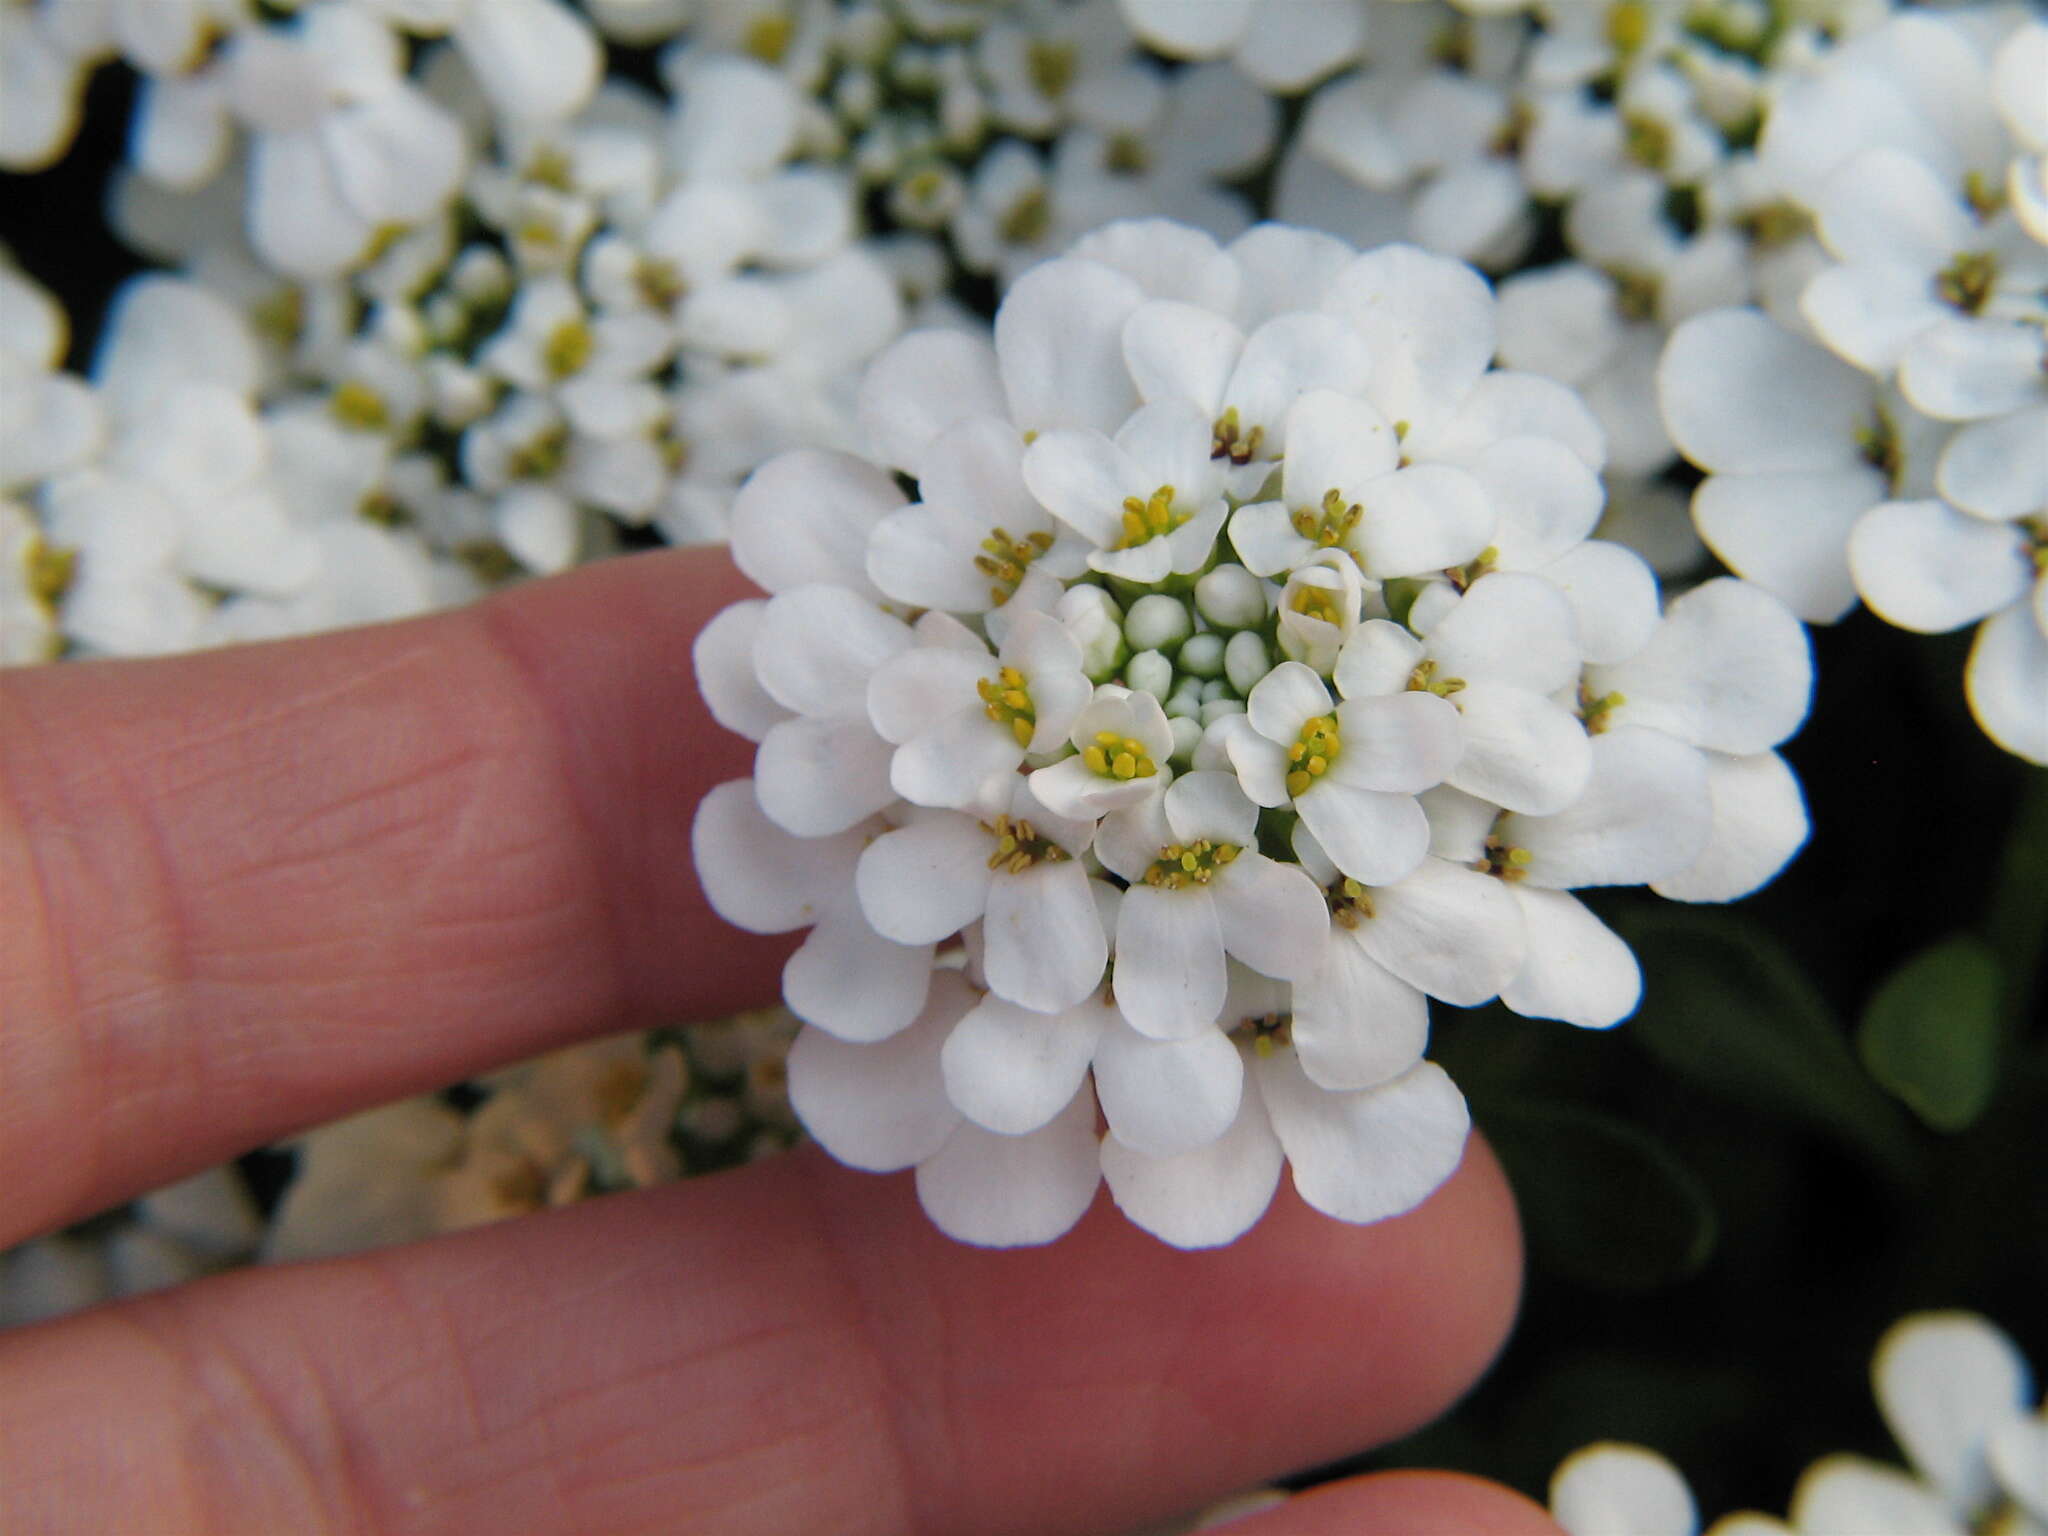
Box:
[1857,408,1904,493]
[508,424,571,480]
[2024,515,2048,575]
[1027,39,1077,98]
[976,665,1038,747]
[1613,266,1661,322]
[1106,133,1150,174]
[1233,1010,1293,1056]
[637,256,687,308]
[1329,876,1374,929]
[1083,731,1158,781]
[1291,488,1362,549]
[973,525,1055,606]
[1142,838,1242,889]
[330,380,389,432]
[1289,582,1348,627]
[1739,201,1810,249]
[982,813,1071,873]
[1000,187,1052,245]
[1286,713,1342,798]
[1210,406,1265,465]
[1936,251,2000,315]
[1117,484,1187,548]
[1477,831,1533,881]
[1622,112,1671,171]
[744,12,795,62]
[1579,684,1626,734]
[25,537,75,607]
[1408,659,1466,698]
[544,319,595,379]
[1606,0,1652,54]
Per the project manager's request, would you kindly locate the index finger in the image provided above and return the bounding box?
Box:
[0,548,791,1245]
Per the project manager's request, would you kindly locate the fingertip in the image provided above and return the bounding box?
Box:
[1226,1470,1564,1536]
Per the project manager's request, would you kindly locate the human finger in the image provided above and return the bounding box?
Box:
[0,1138,1522,1536]
[1222,1470,1564,1535]
[0,547,790,1244]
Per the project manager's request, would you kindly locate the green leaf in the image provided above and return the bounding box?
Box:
[1857,935,2002,1132]
[1618,908,1924,1192]
[1482,1101,1717,1292]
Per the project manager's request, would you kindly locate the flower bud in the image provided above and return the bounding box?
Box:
[1224,630,1269,697]
[1179,631,1225,678]
[1196,564,1267,630]
[1126,647,1174,701]
[1168,714,1204,763]
[1058,584,1128,682]
[1126,593,1193,653]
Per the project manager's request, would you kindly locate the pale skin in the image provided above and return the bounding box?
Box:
[0,548,1565,1536]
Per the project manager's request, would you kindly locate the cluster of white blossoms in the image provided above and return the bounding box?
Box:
[693,218,1814,1249]
[1549,1311,2048,1536]
[1659,9,2048,765]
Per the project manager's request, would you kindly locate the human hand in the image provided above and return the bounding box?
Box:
[0,547,1559,1535]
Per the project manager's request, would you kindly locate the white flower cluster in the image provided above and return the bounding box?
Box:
[3,23,915,654]
[1659,10,2048,765]
[693,219,1813,1249]
[1549,1311,2048,1536]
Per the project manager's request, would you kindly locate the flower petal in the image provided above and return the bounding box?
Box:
[1849,499,2030,634]
[1692,467,1885,625]
[1114,885,1229,1040]
[996,256,1145,435]
[730,449,903,598]
[1447,682,1594,816]
[1659,308,1875,475]
[1255,1053,1471,1226]
[785,906,935,1044]
[1297,781,1430,887]
[689,779,861,933]
[1357,857,1526,1006]
[1093,1023,1245,1159]
[914,1081,1102,1247]
[1966,603,2048,765]
[983,860,1109,1014]
[753,715,898,837]
[1291,933,1430,1091]
[1102,1081,1283,1249]
[942,993,1110,1135]
[855,814,993,946]
[1550,1443,1698,1536]
[1872,1311,2033,1518]
[1651,751,1811,904]
[1789,1456,1968,1536]
[787,974,969,1171]
[1210,852,1331,982]
[858,330,1007,478]
[1500,888,1641,1029]
[1507,726,1713,889]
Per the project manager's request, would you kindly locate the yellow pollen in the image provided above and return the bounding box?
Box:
[1622,112,1670,170]
[543,319,594,379]
[1290,583,1345,626]
[972,525,1056,606]
[977,666,1038,747]
[330,380,388,432]
[1084,730,1157,780]
[1285,713,1342,799]
[1026,39,1077,98]
[1210,407,1267,465]
[1606,0,1651,53]
[1407,658,1467,697]
[743,11,795,62]
[999,187,1052,246]
[1291,487,1363,549]
[1477,832,1533,882]
[25,539,75,607]
[980,813,1070,871]
[1936,251,2000,315]
[507,425,570,481]
[1579,685,1627,734]
[1141,839,1242,889]
[1117,485,1184,549]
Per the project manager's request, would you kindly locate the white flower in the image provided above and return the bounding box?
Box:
[362,0,601,126]
[1117,0,1368,95]
[1,498,68,664]
[1848,411,2048,764]
[1023,399,1231,584]
[1028,682,1177,820]
[1550,1442,1699,1536]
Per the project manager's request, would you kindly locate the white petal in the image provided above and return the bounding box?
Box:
[1093,1024,1245,1158]
[754,716,898,836]
[858,330,1007,478]
[1256,1054,1471,1226]
[1541,541,1663,666]
[1226,312,1375,453]
[1500,888,1641,1029]
[1297,782,1430,887]
[983,860,1109,1014]
[1122,299,1239,414]
[454,0,600,124]
[1120,0,1254,58]
[1966,602,2048,765]
[1022,427,1133,549]
[1232,0,1365,92]
[942,993,1110,1135]
[1990,1414,2048,1526]
[1210,852,1331,982]
[1659,309,1875,474]
[1163,767,1262,846]
[1292,934,1430,1091]
[730,450,903,598]
[1900,319,2048,423]
[1247,659,1334,744]
[1358,857,1525,1007]
[1652,752,1810,904]
[915,1083,1102,1247]
[1447,682,1594,816]
[1229,499,1317,577]
[1595,578,1814,753]
[1114,885,1229,1040]
[1814,148,1975,270]
[785,907,935,1044]
[1508,726,1712,889]
[689,779,861,933]
[1550,1443,1698,1536]
[1352,464,1496,579]
[755,585,911,718]
[1872,1311,2032,1516]
[1427,571,1582,695]
[1790,1455,1968,1536]
[1067,220,1241,311]
[694,601,789,742]
[1281,389,1400,508]
[856,814,993,945]
[1102,1083,1283,1249]
[892,710,1022,814]
[324,88,464,225]
[249,131,375,280]
[1850,500,2030,635]
[867,647,994,744]
[787,978,968,1171]
[1334,619,1424,700]
[1333,689,1463,794]
[1937,409,2048,521]
[996,256,1145,435]
[1322,244,1496,438]
[1474,436,1604,570]
[1692,468,1885,625]
[1801,262,1950,377]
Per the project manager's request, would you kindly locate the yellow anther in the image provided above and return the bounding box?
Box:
[1000,187,1051,245]
[1606,0,1651,53]
[507,425,571,481]
[980,813,1069,871]
[1622,112,1670,171]
[543,318,594,379]
[1937,251,2000,315]
[1113,753,1137,778]
[1010,717,1034,747]
[25,539,75,607]
[1143,839,1241,888]
[330,380,389,432]
[1286,769,1313,798]
[743,11,794,62]
[1026,38,1076,98]
[1084,745,1110,773]
[1211,408,1268,466]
